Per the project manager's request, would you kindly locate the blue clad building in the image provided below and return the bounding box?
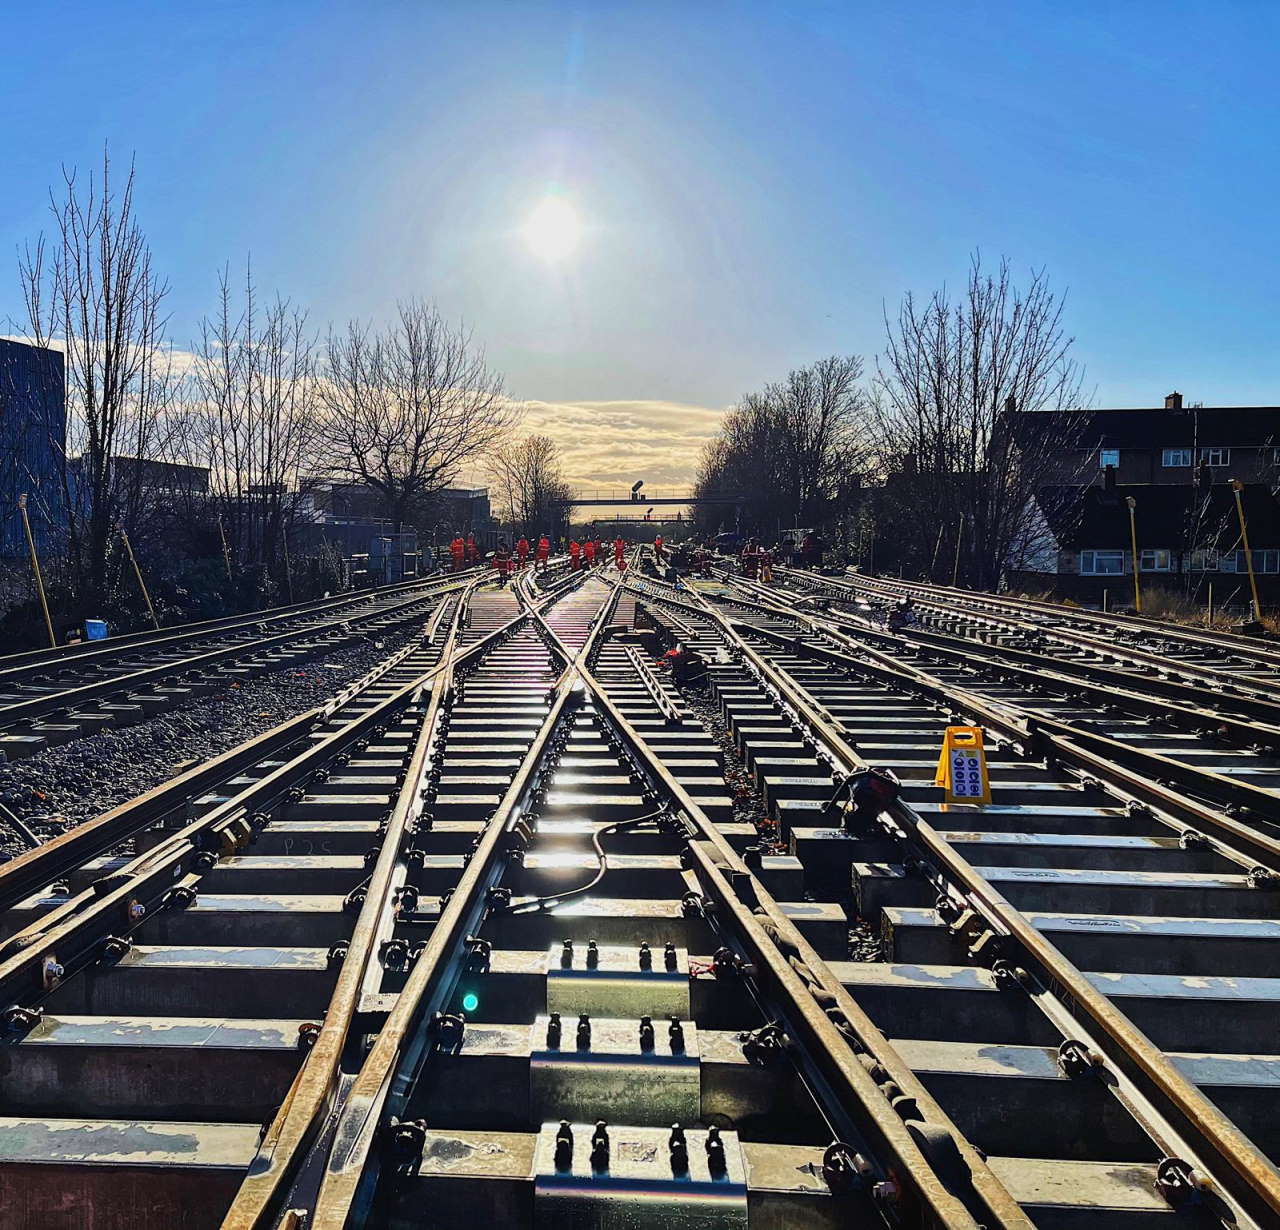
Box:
[0,338,67,557]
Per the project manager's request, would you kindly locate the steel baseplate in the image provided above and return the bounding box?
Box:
[530,1014,700,1124]
[544,942,690,1018]
[533,1121,748,1230]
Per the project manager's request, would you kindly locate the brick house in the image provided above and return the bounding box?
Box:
[1006,393,1280,603]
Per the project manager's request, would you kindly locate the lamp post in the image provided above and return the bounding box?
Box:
[1125,496,1141,613]
[1230,479,1263,624]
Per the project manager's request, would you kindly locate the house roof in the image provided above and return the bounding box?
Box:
[1037,482,1280,550]
[1008,405,1280,450]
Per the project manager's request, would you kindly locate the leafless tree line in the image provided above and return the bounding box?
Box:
[484,433,573,538]
[694,354,866,538]
[7,151,517,625]
[693,256,1088,586]
[872,254,1087,587]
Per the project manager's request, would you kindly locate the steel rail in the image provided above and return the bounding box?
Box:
[0,579,466,733]
[655,574,1280,1229]
[0,568,480,678]
[0,578,536,1024]
[299,568,1019,1230]
[0,591,459,919]
[787,567,1280,685]
[217,576,572,1229]
[706,576,1280,870]
[302,571,613,1229]
[537,578,1028,1230]
[760,569,1280,730]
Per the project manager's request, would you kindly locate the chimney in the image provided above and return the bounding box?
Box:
[1165,391,1183,410]
[1004,395,1017,412]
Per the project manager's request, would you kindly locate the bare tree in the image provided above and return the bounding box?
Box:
[18,150,173,604]
[321,302,513,532]
[693,355,867,538]
[178,263,321,588]
[485,433,573,537]
[873,255,1085,587]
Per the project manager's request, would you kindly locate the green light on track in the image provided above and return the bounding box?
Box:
[462,992,479,1013]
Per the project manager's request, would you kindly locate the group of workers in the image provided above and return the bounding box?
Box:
[446,531,639,582]
[567,535,631,571]
[445,527,822,585]
[739,530,824,581]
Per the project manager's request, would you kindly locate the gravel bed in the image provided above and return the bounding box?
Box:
[0,631,417,860]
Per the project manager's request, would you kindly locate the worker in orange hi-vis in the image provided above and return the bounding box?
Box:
[516,536,530,569]
[614,536,626,570]
[466,533,478,564]
[493,539,512,581]
[593,536,603,567]
[569,539,581,570]
[654,534,665,564]
[449,535,466,572]
[536,534,550,573]
[583,538,596,568]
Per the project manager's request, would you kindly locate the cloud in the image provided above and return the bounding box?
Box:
[6,335,729,495]
[516,398,728,492]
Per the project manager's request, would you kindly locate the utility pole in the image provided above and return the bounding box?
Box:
[1230,479,1263,624]
[18,494,56,648]
[1125,496,1141,613]
[929,522,945,581]
[217,517,234,582]
[951,514,965,587]
[117,524,160,630]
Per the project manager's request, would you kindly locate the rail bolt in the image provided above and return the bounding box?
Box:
[705,1124,727,1178]
[41,956,64,989]
[1057,1039,1100,1078]
[554,1120,573,1170]
[1155,1156,1207,1208]
[590,1121,610,1172]
[2,1005,42,1034]
[668,1123,689,1176]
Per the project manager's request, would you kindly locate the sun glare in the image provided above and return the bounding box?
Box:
[523,197,581,261]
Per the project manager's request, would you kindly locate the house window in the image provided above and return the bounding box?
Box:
[1199,446,1230,466]
[1188,550,1219,571]
[1235,549,1280,574]
[1139,549,1172,571]
[1080,549,1125,575]
[1161,448,1192,467]
[1098,448,1120,468]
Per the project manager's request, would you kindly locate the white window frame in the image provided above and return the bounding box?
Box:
[1080,549,1125,575]
[1199,446,1230,467]
[1242,549,1279,574]
[1098,448,1120,468]
[1188,549,1219,571]
[1139,549,1172,572]
[1161,447,1192,467]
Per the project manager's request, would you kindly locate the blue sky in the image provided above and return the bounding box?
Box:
[2,1,1278,482]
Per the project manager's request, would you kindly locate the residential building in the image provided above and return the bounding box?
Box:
[1007,394,1280,602]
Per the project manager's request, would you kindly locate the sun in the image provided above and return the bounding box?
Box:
[522,197,581,261]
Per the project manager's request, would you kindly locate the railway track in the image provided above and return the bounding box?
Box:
[781,567,1280,695]
[0,572,483,762]
[2,554,1279,1229]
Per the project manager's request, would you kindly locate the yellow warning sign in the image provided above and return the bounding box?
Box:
[934,725,991,805]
